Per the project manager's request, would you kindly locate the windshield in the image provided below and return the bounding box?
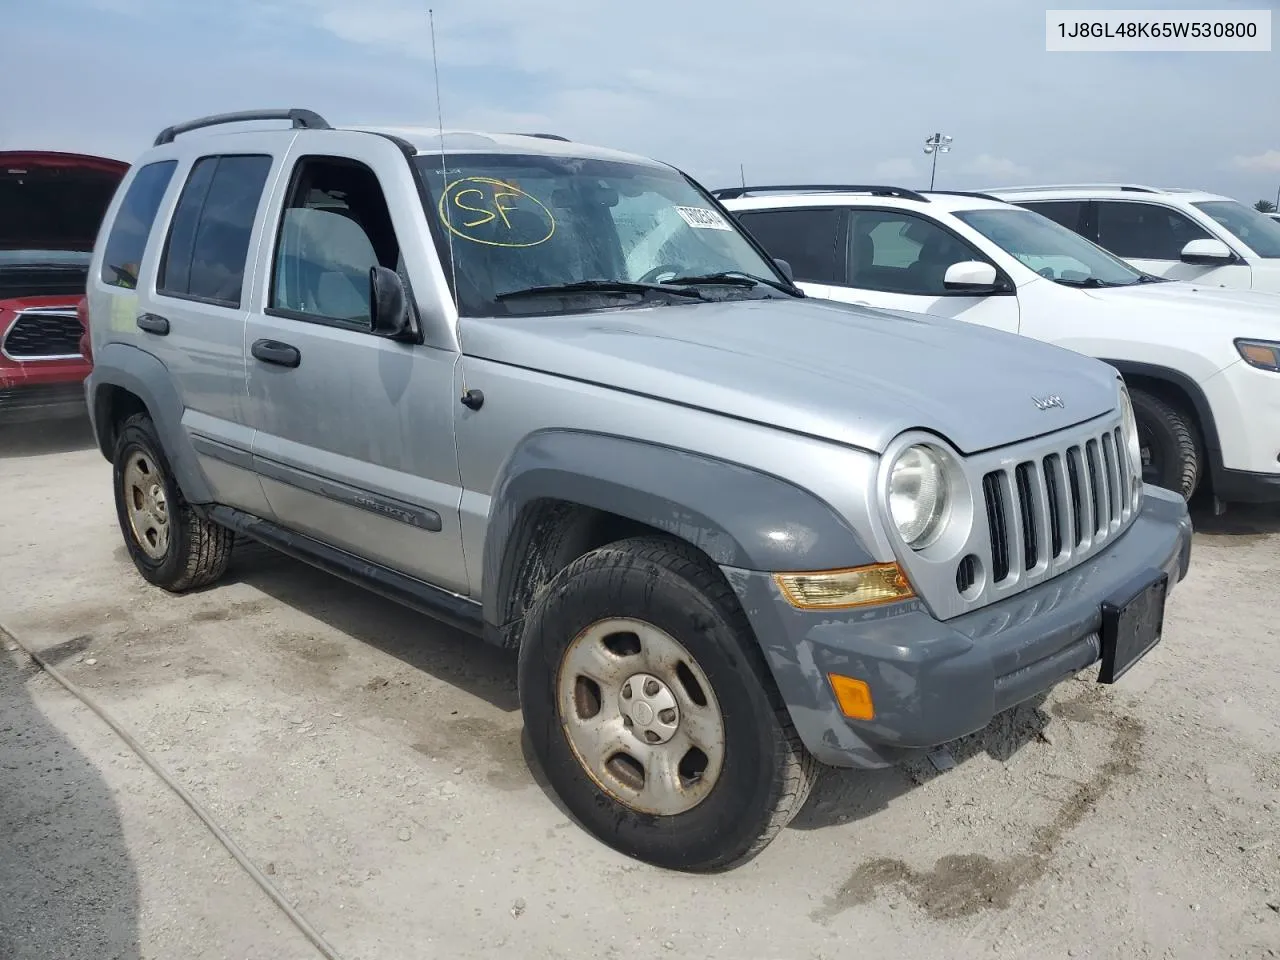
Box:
[414,154,789,316]
[1192,200,1280,258]
[955,207,1148,287]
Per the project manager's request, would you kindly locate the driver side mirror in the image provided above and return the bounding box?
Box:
[368,265,419,341]
[773,258,795,283]
[943,260,1001,293]
[1180,238,1234,265]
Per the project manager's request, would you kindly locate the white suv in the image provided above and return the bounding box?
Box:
[715,184,1280,508]
[985,184,1280,293]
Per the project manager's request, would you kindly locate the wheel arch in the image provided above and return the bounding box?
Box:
[87,342,212,503]
[1102,358,1223,487]
[481,429,876,649]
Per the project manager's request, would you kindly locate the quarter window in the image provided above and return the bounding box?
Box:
[158,154,272,307]
[1094,201,1211,261]
[270,157,402,327]
[99,160,177,289]
[1020,200,1087,234]
[845,210,988,295]
[731,208,842,284]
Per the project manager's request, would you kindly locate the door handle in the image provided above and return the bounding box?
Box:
[251,339,301,368]
[136,313,170,335]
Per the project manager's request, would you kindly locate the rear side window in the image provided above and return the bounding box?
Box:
[159,154,272,307]
[732,208,843,283]
[100,160,177,289]
[1020,200,1087,234]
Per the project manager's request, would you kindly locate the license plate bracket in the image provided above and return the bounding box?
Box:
[1098,567,1169,684]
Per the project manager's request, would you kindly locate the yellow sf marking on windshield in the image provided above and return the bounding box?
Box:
[438,176,556,248]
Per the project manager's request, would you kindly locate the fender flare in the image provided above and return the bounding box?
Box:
[481,428,876,637]
[86,342,213,503]
[1102,358,1223,471]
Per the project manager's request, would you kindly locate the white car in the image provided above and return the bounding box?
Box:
[982,184,1280,293]
[715,184,1280,507]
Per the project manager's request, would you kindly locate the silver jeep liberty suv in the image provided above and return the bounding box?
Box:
[83,109,1193,871]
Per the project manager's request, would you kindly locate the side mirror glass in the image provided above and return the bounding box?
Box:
[943,260,1000,292]
[774,258,795,283]
[1180,238,1234,265]
[368,265,417,340]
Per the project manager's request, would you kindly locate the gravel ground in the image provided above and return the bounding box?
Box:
[1,417,1277,960]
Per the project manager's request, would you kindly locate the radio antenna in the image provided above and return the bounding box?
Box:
[429,8,460,315]
[739,163,746,190]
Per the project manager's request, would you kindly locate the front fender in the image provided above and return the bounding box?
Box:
[86,342,212,504]
[481,428,877,634]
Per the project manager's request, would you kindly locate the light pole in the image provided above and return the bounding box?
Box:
[923,132,952,190]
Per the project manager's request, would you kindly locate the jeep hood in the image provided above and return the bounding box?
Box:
[461,297,1120,455]
[1082,280,1280,336]
[0,151,128,254]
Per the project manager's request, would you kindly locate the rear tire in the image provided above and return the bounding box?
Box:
[518,535,817,872]
[112,413,233,591]
[1130,388,1200,500]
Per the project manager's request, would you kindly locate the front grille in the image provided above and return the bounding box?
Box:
[2,309,83,359]
[980,423,1132,586]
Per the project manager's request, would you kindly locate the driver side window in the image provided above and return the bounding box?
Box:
[844,210,988,295]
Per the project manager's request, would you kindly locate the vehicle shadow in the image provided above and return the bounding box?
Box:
[789,692,1052,831]
[0,415,96,459]
[0,642,141,960]
[1189,500,1280,537]
[224,540,520,713]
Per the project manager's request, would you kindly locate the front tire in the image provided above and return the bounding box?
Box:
[518,535,817,872]
[1130,388,1201,500]
[112,413,233,591]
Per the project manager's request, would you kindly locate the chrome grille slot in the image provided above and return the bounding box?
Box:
[1101,433,1119,525]
[1014,462,1038,571]
[982,472,1011,583]
[1066,447,1085,546]
[1085,439,1104,535]
[1043,453,1064,558]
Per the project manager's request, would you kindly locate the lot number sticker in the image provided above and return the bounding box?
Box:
[675,206,732,230]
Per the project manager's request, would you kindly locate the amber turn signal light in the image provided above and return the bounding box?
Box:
[828,674,875,721]
[773,562,914,610]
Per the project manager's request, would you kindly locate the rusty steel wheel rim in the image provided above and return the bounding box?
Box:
[122,451,170,560]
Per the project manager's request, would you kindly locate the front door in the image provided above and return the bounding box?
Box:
[242,144,468,594]
[830,208,1021,334]
[1092,199,1252,289]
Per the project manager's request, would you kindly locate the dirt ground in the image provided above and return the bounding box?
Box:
[1,416,1277,960]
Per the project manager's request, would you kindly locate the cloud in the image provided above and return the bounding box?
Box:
[1229,150,1280,174]
[4,0,1275,203]
[959,153,1031,181]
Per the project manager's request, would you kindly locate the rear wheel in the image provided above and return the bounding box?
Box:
[112,413,233,591]
[518,535,817,872]
[1130,388,1201,500]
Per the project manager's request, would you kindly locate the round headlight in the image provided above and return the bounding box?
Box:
[889,445,950,549]
[1118,386,1143,496]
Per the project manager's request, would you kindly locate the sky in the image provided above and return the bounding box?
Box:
[5,0,1279,205]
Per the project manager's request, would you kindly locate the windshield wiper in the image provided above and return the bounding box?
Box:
[496,280,705,302]
[1055,276,1134,288]
[661,271,804,296]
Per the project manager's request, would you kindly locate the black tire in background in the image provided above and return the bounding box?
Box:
[1129,388,1201,500]
[518,535,817,872]
[112,412,234,591]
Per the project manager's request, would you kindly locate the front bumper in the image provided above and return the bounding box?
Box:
[722,485,1193,769]
[0,380,88,424]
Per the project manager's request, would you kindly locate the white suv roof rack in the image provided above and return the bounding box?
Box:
[985,183,1168,195]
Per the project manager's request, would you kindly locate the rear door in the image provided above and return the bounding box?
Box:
[242,135,468,594]
[729,206,842,299]
[135,141,290,516]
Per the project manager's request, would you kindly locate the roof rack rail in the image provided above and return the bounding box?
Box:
[925,189,1004,203]
[153,109,331,147]
[711,184,930,203]
[983,183,1163,195]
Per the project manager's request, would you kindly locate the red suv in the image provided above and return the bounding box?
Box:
[1,150,128,423]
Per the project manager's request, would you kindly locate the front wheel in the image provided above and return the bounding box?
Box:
[1129,388,1201,500]
[518,536,817,872]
